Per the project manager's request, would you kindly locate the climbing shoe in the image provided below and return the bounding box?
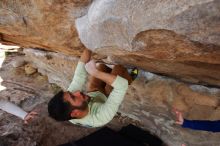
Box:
[130,67,139,81]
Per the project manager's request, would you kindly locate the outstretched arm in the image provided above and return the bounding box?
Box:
[67,49,92,92]
[0,100,37,124]
[0,100,27,119]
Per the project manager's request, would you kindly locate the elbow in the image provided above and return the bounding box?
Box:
[119,79,129,90]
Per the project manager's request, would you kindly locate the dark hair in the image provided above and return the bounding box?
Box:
[48,90,73,121]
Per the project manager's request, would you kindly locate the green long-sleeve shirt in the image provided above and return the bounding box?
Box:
[67,61,128,127]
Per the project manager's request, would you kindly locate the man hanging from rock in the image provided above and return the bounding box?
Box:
[48,49,137,127]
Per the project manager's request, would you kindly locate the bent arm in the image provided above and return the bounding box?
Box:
[92,76,128,127]
[98,76,128,122]
[84,60,128,127]
[0,100,27,120]
[182,119,220,132]
[85,60,116,85]
[93,70,117,85]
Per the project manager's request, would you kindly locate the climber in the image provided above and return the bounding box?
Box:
[173,108,220,132]
[0,100,38,124]
[48,49,137,127]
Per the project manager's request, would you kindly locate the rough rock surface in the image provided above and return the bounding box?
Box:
[1,0,220,86]
[24,48,78,89]
[21,48,220,146]
[108,31,220,87]
[0,0,91,55]
[0,0,220,144]
[76,0,220,86]
[24,63,37,75]
[121,77,220,146]
[76,0,220,49]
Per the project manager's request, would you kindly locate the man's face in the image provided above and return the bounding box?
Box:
[64,91,89,110]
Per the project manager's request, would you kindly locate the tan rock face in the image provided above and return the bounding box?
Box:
[1,3,220,144]
[1,0,220,86]
[24,63,37,75]
[107,30,220,86]
[24,49,78,89]
[0,0,91,55]
[76,0,220,86]
[1,0,220,143]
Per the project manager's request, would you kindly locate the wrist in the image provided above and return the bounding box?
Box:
[80,49,92,63]
[181,119,185,125]
[23,112,28,120]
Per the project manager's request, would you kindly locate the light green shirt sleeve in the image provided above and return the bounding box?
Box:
[0,100,28,120]
[93,76,128,126]
[70,76,128,127]
[67,61,88,92]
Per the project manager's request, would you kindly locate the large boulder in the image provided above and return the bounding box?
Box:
[0,0,220,86]
[76,0,220,86]
[0,1,220,145]
[76,0,220,50]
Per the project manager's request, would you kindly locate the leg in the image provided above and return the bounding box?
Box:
[105,65,132,96]
[86,63,112,94]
